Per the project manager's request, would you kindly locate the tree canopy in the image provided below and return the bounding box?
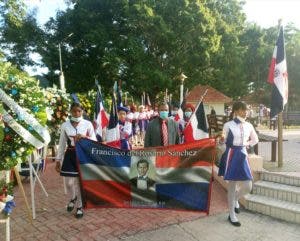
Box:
[1,0,300,110]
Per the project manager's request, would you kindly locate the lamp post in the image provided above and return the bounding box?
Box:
[58,33,73,91]
[179,73,187,106]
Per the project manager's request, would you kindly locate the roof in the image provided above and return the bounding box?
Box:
[186,85,232,103]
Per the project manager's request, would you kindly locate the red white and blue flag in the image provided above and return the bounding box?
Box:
[105,93,120,147]
[267,25,288,118]
[183,101,209,143]
[76,138,215,212]
[94,86,109,141]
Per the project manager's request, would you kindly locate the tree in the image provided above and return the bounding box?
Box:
[284,24,300,111]
[40,0,221,99]
[0,0,45,69]
[205,0,249,99]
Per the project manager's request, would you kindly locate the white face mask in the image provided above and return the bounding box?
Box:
[70,116,83,122]
[171,110,178,116]
[237,116,246,123]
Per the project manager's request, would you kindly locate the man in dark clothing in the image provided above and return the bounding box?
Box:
[144,103,179,147]
[210,106,216,115]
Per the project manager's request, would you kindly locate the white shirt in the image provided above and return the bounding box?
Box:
[119,121,132,139]
[127,112,134,121]
[223,119,259,147]
[133,112,139,119]
[138,112,147,120]
[56,119,96,162]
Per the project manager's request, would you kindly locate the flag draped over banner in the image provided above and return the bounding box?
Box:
[267,25,288,118]
[183,101,209,143]
[94,86,109,141]
[76,138,216,212]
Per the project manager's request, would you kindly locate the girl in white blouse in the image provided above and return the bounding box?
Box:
[218,101,258,227]
[55,102,96,218]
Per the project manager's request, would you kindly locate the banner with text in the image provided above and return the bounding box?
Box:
[76,138,216,212]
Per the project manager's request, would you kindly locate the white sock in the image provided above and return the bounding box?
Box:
[228,181,238,222]
[74,177,83,208]
[65,177,76,200]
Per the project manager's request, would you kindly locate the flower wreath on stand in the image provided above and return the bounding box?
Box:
[0,61,50,217]
[45,86,71,146]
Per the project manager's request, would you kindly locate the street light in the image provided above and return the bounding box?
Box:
[179,72,187,106]
[58,33,73,91]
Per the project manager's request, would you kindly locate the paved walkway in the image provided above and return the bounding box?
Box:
[121,211,300,241]
[2,129,300,241]
[1,162,228,241]
[257,128,300,172]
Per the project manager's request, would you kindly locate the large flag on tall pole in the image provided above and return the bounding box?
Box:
[267,24,288,118]
[94,84,109,141]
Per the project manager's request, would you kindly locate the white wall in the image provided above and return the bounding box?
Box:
[204,103,225,115]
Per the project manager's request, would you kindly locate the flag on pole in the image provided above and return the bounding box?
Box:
[174,90,188,121]
[94,85,109,141]
[114,81,123,107]
[183,101,208,143]
[105,94,120,147]
[267,25,288,118]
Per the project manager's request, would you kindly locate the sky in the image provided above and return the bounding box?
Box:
[24,0,300,28]
[243,0,300,28]
[23,0,300,75]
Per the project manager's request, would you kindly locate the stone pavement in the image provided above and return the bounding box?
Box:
[121,210,300,241]
[257,128,300,172]
[2,128,300,241]
[0,162,228,241]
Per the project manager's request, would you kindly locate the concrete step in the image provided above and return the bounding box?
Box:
[253,180,300,204]
[261,172,300,187]
[245,194,300,224]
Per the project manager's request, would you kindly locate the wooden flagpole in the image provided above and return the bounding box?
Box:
[278,112,283,167]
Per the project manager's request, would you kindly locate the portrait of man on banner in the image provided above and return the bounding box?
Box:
[129,157,156,191]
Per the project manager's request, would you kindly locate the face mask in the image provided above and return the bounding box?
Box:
[237,116,246,123]
[159,111,169,119]
[184,111,192,118]
[171,110,178,116]
[70,116,83,122]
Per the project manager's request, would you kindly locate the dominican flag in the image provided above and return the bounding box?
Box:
[94,86,109,141]
[267,25,288,118]
[76,138,215,212]
[105,94,120,147]
[114,81,123,107]
[174,91,188,121]
[183,101,209,143]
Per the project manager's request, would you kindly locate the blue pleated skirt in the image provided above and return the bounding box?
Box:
[218,146,253,181]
